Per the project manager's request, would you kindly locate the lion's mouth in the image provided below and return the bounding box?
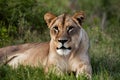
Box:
[57,46,71,50]
[56,46,72,56]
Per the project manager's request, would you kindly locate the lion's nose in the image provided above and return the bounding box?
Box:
[58,39,68,44]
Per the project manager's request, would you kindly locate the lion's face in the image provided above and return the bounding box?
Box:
[44,12,85,56]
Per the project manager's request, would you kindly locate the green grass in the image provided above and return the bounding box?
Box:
[0,65,87,80]
[0,65,117,80]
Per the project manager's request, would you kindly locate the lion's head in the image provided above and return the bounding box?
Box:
[44,12,85,56]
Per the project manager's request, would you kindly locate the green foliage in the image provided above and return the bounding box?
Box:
[0,0,71,46]
[0,23,11,47]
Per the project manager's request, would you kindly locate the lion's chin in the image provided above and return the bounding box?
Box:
[56,49,71,56]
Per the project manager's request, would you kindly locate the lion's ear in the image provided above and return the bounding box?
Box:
[73,11,85,25]
[44,12,56,27]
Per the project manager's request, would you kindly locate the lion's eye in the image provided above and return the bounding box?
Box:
[68,26,74,33]
[53,26,59,32]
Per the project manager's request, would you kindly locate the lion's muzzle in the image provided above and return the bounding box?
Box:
[56,46,71,56]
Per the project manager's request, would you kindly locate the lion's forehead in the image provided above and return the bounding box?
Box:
[52,14,77,28]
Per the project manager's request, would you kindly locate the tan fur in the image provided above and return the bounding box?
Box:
[0,12,92,79]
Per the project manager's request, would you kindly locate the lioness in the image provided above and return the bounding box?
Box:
[0,12,92,78]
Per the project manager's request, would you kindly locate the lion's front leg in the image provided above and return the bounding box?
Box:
[45,59,65,76]
[70,54,92,79]
[76,62,92,79]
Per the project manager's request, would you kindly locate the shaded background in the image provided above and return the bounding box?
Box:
[0,0,120,80]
